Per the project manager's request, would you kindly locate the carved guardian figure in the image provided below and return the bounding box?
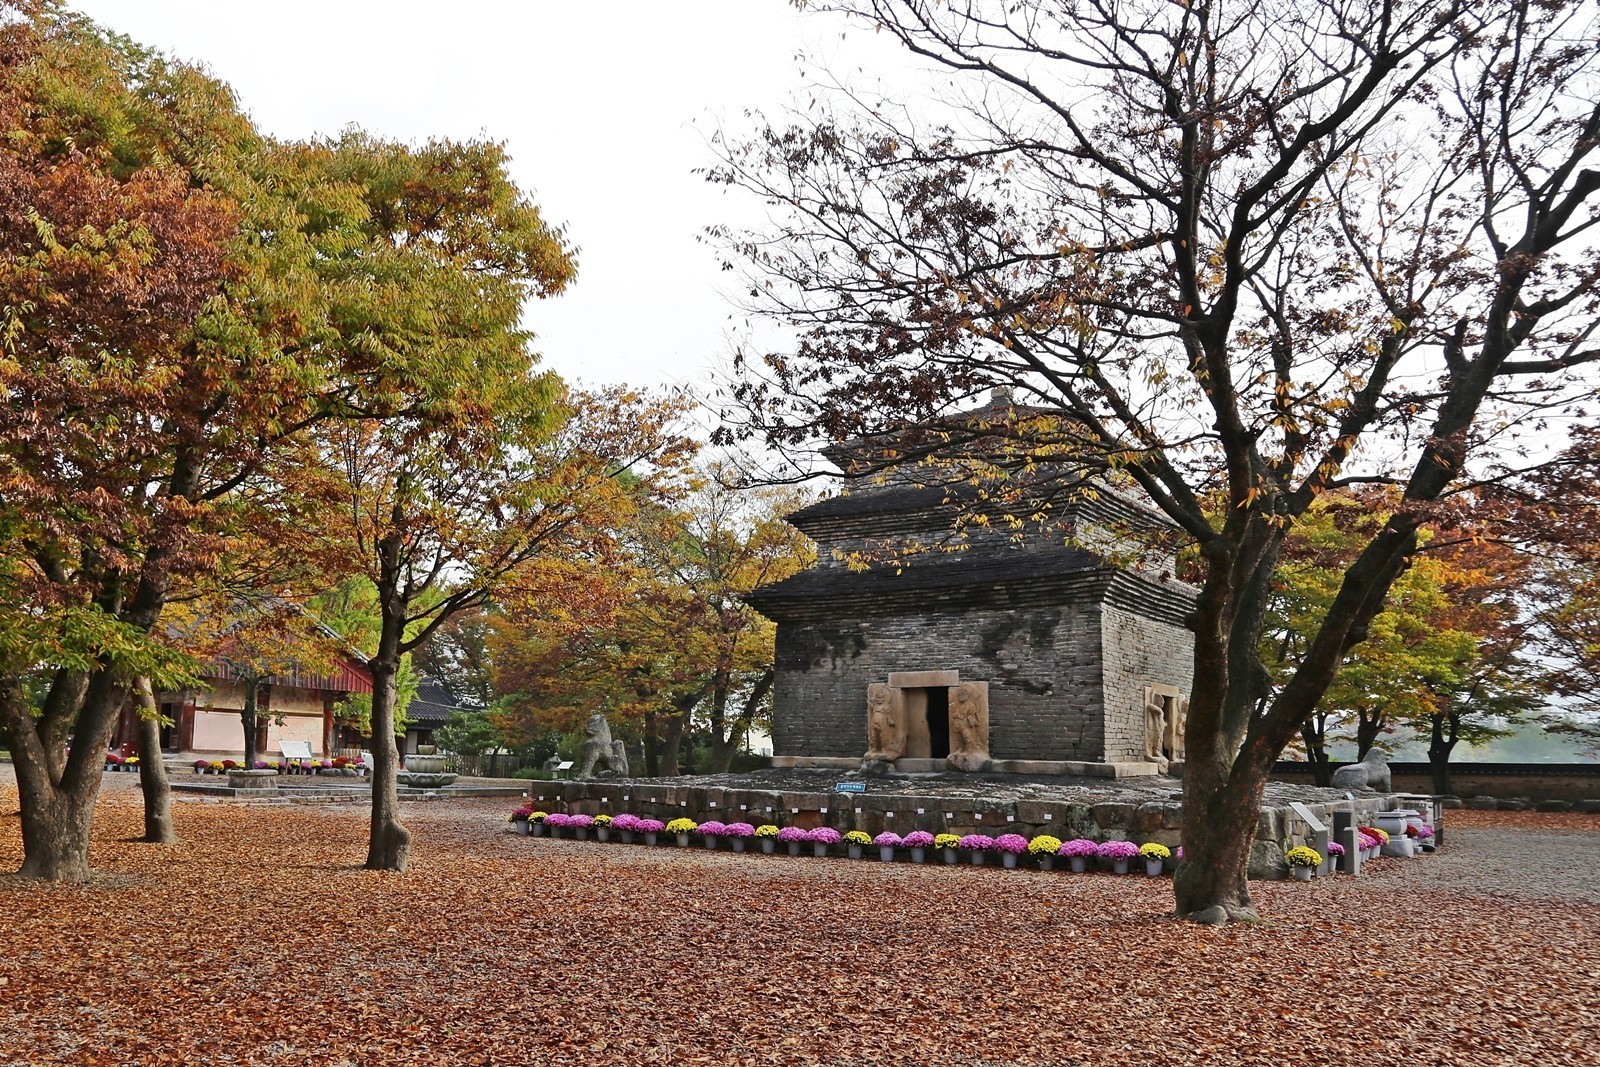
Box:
[576,713,624,779]
[1144,698,1169,772]
[863,683,907,763]
[946,681,991,772]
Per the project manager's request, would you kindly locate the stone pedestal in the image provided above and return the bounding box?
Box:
[227,769,279,791]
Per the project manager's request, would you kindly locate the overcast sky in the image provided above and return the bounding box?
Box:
[68,1,903,401]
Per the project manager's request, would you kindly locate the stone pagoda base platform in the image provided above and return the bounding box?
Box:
[524,767,1399,879]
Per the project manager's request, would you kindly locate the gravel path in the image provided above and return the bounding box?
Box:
[1385,812,1600,903]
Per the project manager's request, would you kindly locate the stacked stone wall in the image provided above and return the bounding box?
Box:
[535,778,1396,880]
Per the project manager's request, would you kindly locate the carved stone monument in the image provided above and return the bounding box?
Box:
[863,683,908,763]
[1164,697,1187,763]
[576,712,626,779]
[1143,697,1169,773]
[1331,748,1392,792]
[946,681,991,772]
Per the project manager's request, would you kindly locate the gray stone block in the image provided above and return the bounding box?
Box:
[1535,800,1572,812]
[1059,803,1100,840]
[1577,800,1600,814]
[1465,796,1499,810]
[1091,801,1137,829]
[1133,802,1165,833]
[1248,838,1290,879]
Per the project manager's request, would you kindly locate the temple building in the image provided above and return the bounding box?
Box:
[112,651,373,759]
[746,402,1198,776]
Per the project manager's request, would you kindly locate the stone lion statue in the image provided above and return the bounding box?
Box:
[576,713,626,779]
[1331,747,1392,792]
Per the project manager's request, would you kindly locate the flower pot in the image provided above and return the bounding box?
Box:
[644,832,659,846]
[1035,855,1053,872]
[531,823,546,837]
[847,844,864,860]
[1069,856,1088,874]
[879,846,897,863]
[573,828,589,841]
[675,833,691,847]
[761,838,776,854]
[596,827,610,842]
[702,837,718,850]
[515,821,531,836]
[812,842,829,858]
[968,852,985,866]
[1000,852,1018,869]
[910,847,926,864]
[787,841,802,857]
[1292,866,1314,881]
[1145,859,1164,876]
[730,838,747,853]
[620,830,635,844]
[1112,858,1130,875]
[942,850,959,865]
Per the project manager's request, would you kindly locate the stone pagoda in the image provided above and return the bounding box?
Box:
[746,398,1198,777]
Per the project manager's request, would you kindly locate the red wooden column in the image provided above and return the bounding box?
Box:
[322,694,336,757]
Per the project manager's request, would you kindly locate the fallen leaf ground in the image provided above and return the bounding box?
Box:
[2,780,1597,1066]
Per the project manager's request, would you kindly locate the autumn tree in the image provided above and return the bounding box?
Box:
[0,6,255,880]
[493,466,812,776]
[1266,493,1541,788]
[1485,427,1600,752]
[711,0,1600,920]
[0,6,574,880]
[327,368,693,867]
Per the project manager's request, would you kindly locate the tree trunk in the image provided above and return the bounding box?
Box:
[643,711,659,777]
[134,678,176,844]
[1428,711,1458,796]
[1,670,126,882]
[241,676,260,771]
[1173,754,1267,923]
[706,669,774,774]
[1300,714,1332,787]
[705,676,733,774]
[365,653,412,872]
[659,712,685,778]
[1355,708,1383,761]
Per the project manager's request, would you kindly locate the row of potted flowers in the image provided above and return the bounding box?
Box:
[1284,826,1429,879]
[510,809,1190,874]
[190,758,363,775]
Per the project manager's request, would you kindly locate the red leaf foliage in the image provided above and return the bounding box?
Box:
[2,777,1597,1066]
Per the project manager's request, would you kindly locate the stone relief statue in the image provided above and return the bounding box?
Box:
[576,713,626,779]
[863,683,907,763]
[946,681,991,772]
[1164,697,1188,763]
[1144,696,1169,773]
[1331,747,1392,792]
